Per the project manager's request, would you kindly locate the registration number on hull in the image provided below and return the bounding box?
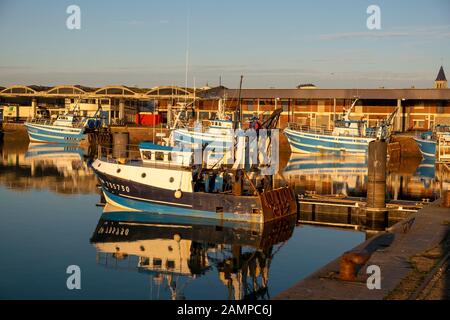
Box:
[102,179,130,193]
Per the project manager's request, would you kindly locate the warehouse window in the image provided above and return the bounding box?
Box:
[413,120,424,129]
[282,100,289,112]
[247,100,254,111]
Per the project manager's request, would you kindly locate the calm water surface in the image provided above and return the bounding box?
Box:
[0,141,441,299]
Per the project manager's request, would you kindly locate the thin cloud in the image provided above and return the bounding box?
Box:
[319,32,409,40]
[319,25,450,40]
[0,66,32,70]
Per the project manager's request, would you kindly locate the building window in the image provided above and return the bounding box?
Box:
[282,100,289,112]
[247,100,254,112]
[413,120,425,129]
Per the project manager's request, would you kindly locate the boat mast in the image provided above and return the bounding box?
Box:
[235,75,244,128]
[343,98,359,121]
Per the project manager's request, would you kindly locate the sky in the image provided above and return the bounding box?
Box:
[0,0,449,89]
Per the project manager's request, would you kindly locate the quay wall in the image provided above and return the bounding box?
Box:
[276,199,450,300]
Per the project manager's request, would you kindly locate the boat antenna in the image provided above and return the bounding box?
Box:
[236,75,244,127]
[184,2,191,106]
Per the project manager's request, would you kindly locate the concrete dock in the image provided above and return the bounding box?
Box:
[276,199,450,300]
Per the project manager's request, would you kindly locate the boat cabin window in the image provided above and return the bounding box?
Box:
[142,151,152,160]
[155,152,164,161]
[153,258,162,268]
[166,260,175,270]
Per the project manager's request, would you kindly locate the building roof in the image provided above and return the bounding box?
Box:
[196,86,229,99]
[222,88,450,100]
[1,85,40,95]
[436,66,447,82]
[296,84,316,89]
[27,85,52,92]
[94,85,140,96]
[46,85,99,95]
[145,86,194,97]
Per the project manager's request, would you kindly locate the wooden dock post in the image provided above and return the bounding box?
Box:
[366,139,388,230]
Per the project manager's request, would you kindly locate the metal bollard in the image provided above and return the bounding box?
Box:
[339,250,371,281]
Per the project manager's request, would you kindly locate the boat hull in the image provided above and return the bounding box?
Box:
[24,122,86,144]
[284,128,374,154]
[93,159,297,223]
[413,137,436,159]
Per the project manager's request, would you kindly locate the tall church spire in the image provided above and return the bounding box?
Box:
[435,66,448,89]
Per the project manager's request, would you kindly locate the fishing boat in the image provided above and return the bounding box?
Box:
[24,107,103,144]
[413,126,450,159]
[413,132,436,159]
[171,100,234,148]
[169,78,273,156]
[92,136,296,223]
[284,99,397,154]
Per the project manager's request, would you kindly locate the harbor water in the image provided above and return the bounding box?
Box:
[0,140,444,299]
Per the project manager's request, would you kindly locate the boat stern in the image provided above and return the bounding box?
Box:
[259,186,298,222]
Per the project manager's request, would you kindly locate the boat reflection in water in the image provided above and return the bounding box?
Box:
[0,142,97,194]
[283,154,447,202]
[283,155,368,197]
[90,205,296,300]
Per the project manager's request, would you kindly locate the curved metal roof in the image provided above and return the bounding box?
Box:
[94,86,140,96]
[145,86,193,97]
[1,85,39,95]
[46,85,96,95]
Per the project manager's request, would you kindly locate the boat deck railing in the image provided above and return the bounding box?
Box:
[96,144,193,170]
[286,123,334,135]
[287,122,378,138]
[26,118,54,126]
[26,117,88,128]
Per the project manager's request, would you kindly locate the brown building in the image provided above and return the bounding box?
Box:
[197,66,450,132]
[1,67,449,132]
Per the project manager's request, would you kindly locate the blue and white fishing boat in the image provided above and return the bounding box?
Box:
[92,137,296,223]
[413,126,450,159]
[170,99,235,151]
[284,99,397,155]
[24,108,103,144]
[413,131,436,159]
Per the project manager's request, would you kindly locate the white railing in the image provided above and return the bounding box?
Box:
[287,122,379,138]
[27,118,54,126]
[286,123,333,135]
[26,116,93,129]
[96,144,192,170]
